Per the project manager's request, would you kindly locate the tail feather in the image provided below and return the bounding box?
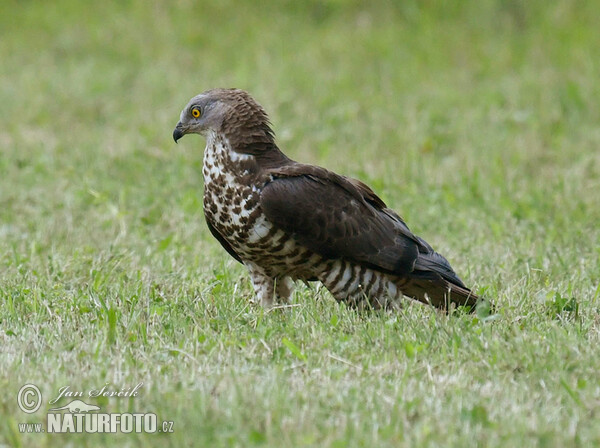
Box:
[401,274,479,310]
[401,249,480,310]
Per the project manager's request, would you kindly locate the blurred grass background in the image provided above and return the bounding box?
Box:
[1,0,599,447]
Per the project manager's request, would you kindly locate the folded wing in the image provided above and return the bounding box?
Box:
[260,164,422,277]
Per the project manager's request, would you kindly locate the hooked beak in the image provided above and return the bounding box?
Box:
[173,122,186,143]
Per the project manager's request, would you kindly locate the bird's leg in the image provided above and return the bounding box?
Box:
[275,276,295,303]
[245,262,275,308]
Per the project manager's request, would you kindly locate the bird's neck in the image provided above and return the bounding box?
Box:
[204,130,292,177]
[202,131,248,185]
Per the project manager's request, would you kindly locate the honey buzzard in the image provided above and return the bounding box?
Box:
[173,88,480,311]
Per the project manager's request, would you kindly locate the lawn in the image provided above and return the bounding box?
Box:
[1,0,599,446]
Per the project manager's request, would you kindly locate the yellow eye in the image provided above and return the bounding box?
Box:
[191,107,201,118]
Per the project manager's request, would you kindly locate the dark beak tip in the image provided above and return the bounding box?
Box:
[172,127,184,144]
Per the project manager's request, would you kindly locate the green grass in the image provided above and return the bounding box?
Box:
[1,0,600,446]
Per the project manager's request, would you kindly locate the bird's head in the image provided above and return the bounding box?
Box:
[173,88,275,153]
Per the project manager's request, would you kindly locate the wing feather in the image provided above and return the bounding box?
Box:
[260,165,420,276]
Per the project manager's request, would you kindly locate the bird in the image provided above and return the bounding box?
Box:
[173,88,481,311]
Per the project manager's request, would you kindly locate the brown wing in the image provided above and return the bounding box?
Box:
[260,164,422,276]
[260,164,479,309]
